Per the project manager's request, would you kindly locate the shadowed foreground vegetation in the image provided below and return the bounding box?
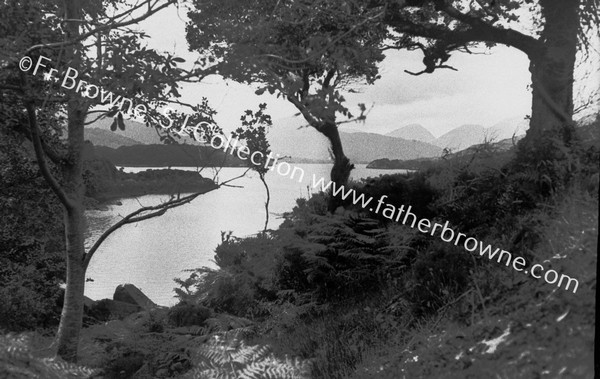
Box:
[1,121,598,378]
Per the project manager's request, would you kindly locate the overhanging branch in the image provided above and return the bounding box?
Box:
[386,13,544,60]
[83,185,217,269]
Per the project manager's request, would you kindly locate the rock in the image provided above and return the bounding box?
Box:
[107,300,143,319]
[132,363,154,379]
[113,284,157,310]
[88,299,142,320]
[83,296,95,309]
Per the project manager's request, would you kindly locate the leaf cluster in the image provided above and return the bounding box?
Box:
[187,0,387,125]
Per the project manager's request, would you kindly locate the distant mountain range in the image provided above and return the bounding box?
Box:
[265,117,442,162]
[84,115,530,164]
[85,117,444,163]
[384,117,529,152]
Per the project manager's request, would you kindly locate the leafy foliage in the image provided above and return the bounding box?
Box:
[187,0,387,194]
[183,334,312,379]
[168,302,213,328]
[0,129,65,331]
[187,0,387,123]
[175,233,281,317]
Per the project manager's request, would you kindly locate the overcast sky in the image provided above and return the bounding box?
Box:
[136,4,594,138]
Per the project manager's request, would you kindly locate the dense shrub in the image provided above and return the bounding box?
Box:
[168,302,212,327]
[0,131,65,331]
[275,212,398,301]
[356,172,438,221]
[404,242,473,316]
[175,233,282,316]
[175,194,415,317]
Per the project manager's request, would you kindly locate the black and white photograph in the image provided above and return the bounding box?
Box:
[0,0,598,377]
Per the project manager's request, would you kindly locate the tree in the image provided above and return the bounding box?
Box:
[377,0,598,146]
[186,0,388,210]
[233,103,273,231]
[0,0,238,361]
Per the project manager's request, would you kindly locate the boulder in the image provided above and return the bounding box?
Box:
[83,296,95,309]
[113,284,157,310]
[88,299,142,321]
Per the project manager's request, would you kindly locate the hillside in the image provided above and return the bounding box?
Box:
[94,144,247,167]
[367,135,522,170]
[85,128,142,148]
[86,117,200,145]
[434,124,486,151]
[341,132,442,162]
[80,142,218,202]
[488,117,529,140]
[386,124,436,143]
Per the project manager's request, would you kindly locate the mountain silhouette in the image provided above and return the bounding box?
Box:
[386,124,436,144]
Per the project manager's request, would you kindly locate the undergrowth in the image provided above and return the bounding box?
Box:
[172,122,598,378]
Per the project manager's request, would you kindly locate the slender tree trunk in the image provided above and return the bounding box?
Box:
[526,0,579,145]
[260,173,270,231]
[55,103,87,361]
[55,206,86,361]
[320,121,354,212]
[55,0,87,361]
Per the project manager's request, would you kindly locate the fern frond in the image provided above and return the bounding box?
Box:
[184,334,312,379]
[0,334,98,378]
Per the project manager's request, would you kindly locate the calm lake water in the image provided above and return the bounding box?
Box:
[84,164,408,305]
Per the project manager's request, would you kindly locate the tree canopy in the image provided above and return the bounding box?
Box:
[186,0,389,201]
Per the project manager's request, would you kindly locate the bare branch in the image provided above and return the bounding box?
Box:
[218,167,252,187]
[22,84,74,209]
[404,64,457,75]
[83,165,255,268]
[25,0,174,54]
[83,184,217,268]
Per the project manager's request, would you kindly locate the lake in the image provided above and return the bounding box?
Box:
[84,163,408,305]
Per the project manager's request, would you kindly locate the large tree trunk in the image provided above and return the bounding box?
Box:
[320,122,354,212]
[526,0,579,145]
